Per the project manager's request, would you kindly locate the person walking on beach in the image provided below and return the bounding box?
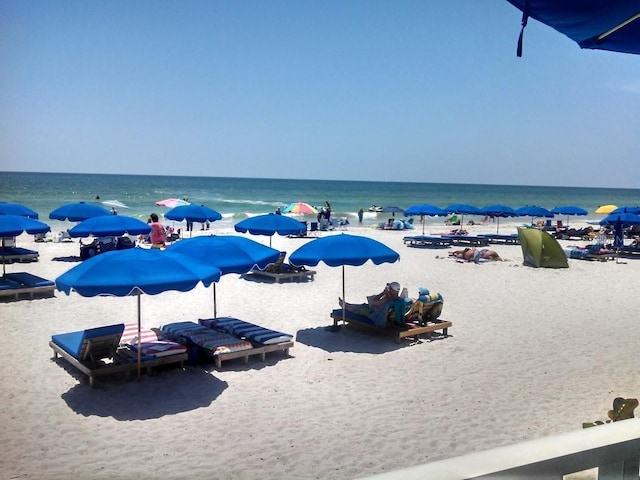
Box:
[358,208,364,223]
[149,213,167,248]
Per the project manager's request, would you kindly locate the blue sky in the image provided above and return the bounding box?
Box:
[2,1,638,188]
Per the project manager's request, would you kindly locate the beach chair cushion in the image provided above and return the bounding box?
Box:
[51,324,125,359]
[161,321,253,355]
[199,317,293,345]
[5,272,54,288]
[120,323,187,358]
[0,278,21,292]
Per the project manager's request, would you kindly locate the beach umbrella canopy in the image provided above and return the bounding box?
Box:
[101,200,130,210]
[480,204,519,234]
[167,235,281,318]
[599,213,640,227]
[56,248,221,380]
[551,205,588,227]
[599,213,640,248]
[164,204,222,224]
[0,202,39,219]
[516,205,554,224]
[381,206,405,217]
[611,206,640,215]
[0,215,51,275]
[50,202,111,222]
[595,205,618,214]
[155,198,190,208]
[506,0,640,56]
[551,205,588,216]
[444,203,480,226]
[68,215,151,238]
[0,214,50,238]
[404,204,447,235]
[282,202,317,215]
[289,233,400,328]
[444,204,480,215]
[234,213,306,246]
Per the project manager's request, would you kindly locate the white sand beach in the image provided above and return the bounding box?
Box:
[1,222,638,479]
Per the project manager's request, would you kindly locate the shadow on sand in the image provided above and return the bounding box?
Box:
[61,368,228,420]
[295,325,411,354]
[52,256,82,262]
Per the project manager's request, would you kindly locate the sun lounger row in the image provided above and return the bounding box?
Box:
[0,246,39,263]
[49,323,188,387]
[161,319,293,368]
[478,233,520,245]
[330,308,452,343]
[0,272,55,300]
[441,235,489,246]
[403,235,452,248]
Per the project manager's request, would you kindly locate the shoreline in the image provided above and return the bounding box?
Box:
[1,224,638,479]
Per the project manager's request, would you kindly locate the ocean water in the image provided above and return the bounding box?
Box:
[1,171,638,231]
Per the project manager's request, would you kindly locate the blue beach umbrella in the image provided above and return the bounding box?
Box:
[235,213,306,247]
[50,202,110,222]
[167,235,281,318]
[599,212,640,248]
[444,203,480,226]
[289,233,400,328]
[56,248,221,380]
[68,215,151,238]
[165,204,223,238]
[611,206,640,215]
[506,0,640,56]
[404,204,447,235]
[0,202,39,219]
[164,204,222,223]
[0,215,51,275]
[551,205,588,227]
[381,206,405,217]
[515,205,554,224]
[480,205,519,234]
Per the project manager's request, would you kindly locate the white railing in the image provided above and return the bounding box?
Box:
[359,419,640,480]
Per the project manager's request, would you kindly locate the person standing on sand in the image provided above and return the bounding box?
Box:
[358,208,364,223]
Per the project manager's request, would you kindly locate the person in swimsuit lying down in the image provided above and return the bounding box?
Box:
[449,247,502,263]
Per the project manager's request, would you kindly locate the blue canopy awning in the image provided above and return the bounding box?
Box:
[506,0,640,56]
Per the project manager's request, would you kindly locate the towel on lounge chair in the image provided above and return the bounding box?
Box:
[120,323,186,358]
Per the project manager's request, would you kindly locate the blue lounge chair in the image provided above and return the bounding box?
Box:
[0,272,55,301]
[50,323,188,387]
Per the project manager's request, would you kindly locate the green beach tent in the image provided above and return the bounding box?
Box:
[517,227,568,268]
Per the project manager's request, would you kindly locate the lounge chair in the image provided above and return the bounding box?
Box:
[440,234,489,246]
[402,235,452,248]
[50,323,133,387]
[50,323,188,387]
[248,252,316,282]
[119,323,187,359]
[161,321,254,368]
[478,233,520,245]
[330,308,451,343]
[0,246,39,264]
[0,272,55,301]
[199,317,294,367]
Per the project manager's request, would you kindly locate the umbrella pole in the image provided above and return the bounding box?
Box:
[213,283,217,319]
[340,265,346,327]
[137,291,141,382]
[2,242,6,276]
